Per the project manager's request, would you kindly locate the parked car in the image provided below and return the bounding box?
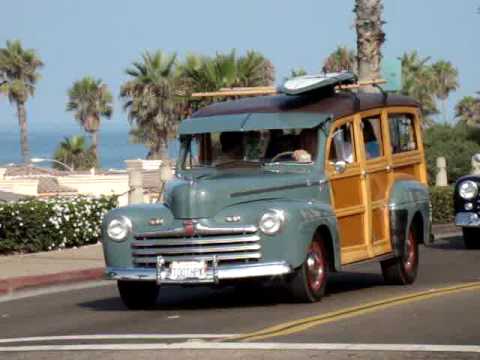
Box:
[102,73,431,309]
[454,161,480,249]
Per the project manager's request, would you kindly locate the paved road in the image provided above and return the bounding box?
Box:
[0,235,479,359]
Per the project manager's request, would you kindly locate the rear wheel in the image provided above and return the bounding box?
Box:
[117,280,160,310]
[381,225,418,285]
[287,239,328,302]
[463,228,480,249]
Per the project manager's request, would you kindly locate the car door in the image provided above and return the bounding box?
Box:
[358,110,392,256]
[326,117,371,264]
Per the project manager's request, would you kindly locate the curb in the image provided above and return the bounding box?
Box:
[0,267,105,296]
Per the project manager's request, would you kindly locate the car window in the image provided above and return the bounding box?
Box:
[361,116,383,160]
[328,122,356,164]
[389,113,417,154]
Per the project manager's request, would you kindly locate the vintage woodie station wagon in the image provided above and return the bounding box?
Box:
[102,73,431,309]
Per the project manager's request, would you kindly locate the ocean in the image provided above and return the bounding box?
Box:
[0,127,179,170]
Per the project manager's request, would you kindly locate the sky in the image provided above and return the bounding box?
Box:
[0,0,479,136]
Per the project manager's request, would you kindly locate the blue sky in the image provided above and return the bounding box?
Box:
[0,0,479,135]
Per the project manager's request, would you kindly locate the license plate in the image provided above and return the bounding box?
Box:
[167,261,207,281]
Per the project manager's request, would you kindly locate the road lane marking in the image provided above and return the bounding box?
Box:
[0,334,239,344]
[228,281,480,342]
[0,342,480,352]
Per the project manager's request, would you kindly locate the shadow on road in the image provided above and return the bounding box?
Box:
[428,236,467,251]
[79,270,386,312]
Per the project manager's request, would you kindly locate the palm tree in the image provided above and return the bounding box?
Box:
[400,51,438,124]
[432,60,459,122]
[179,49,274,92]
[53,135,95,171]
[66,77,113,167]
[455,96,480,127]
[322,46,356,73]
[0,40,43,163]
[237,50,275,87]
[120,50,178,161]
[354,0,385,92]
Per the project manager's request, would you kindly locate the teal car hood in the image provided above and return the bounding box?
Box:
[164,169,321,219]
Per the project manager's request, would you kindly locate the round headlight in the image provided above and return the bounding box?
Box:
[259,210,285,235]
[459,180,478,200]
[107,216,132,241]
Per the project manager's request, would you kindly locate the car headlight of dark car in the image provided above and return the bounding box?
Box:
[459,180,478,200]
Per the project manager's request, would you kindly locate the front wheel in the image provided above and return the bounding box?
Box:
[381,225,419,285]
[463,228,480,249]
[287,239,329,302]
[117,280,160,310]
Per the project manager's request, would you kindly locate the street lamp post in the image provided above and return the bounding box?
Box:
[31,158,74,172]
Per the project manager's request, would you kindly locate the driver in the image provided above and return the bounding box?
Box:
[215,131,244,164]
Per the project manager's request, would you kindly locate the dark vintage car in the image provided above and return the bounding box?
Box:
[454,163,480,249]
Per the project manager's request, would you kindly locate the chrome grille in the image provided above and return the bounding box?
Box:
[132,224,261,267]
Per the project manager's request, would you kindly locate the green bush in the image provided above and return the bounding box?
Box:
[0,195,117,254]
[424,124,480,184]
[430,186,454,224]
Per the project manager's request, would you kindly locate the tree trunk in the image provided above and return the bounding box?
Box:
[91,131,99,168]
[16,101,31,164]
[147,137,168,161]
[443,98,448,123]
[355,0,385,93]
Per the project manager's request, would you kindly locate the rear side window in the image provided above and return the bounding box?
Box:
[389,114,417,154]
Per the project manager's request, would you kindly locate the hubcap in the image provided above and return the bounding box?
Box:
[403,230,416,272]
[306,242,325,292]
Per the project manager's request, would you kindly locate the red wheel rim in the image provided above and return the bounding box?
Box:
[306,242,326,292]
[403,230,417,272]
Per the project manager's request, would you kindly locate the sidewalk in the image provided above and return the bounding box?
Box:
[0,243,105,295]
[0,224,462,296]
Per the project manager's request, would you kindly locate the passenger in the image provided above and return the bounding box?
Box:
[215,131,244,164]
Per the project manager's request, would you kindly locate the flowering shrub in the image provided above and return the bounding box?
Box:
[0,195,117,254]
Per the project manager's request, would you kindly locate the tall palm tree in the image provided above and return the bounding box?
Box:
[322,46,356,73]
[120,50,177,161]
[432,60,459,122]
[354,0,385,92]
[0,40,43,163]
[53,135,95,171]
[400,51,438,124]
[66,76,113,166]
[455,96,480,127]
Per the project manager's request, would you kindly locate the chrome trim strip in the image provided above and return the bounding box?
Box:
[132,243,261,256]
[133,252,261,264]
[230,180,326,198]
[455,212,480,227]
[132,234,260,247]
[105,261,292,283]
[135,224,258,239]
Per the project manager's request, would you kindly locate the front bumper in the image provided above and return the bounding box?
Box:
[455,212,480,228]
[105,261,292,284]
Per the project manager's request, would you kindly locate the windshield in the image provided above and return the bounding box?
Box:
[181,129,318,169]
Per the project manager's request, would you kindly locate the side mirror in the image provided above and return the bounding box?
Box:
[334,160,347,174]
[473,153,480,162]
[332,129,346,162]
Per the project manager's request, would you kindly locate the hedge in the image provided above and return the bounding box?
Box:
[0,195,117,255]
[430,186,454,224]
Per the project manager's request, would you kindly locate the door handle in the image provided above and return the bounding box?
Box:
[386,165,392,172]
[361,170,367,178]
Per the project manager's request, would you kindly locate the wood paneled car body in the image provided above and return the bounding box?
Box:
[102,75,431,309]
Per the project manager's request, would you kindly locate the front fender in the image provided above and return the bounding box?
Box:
[216,199,339,270]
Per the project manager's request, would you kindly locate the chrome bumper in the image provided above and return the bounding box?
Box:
[455,212,480,228]
[105,261,292,284]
